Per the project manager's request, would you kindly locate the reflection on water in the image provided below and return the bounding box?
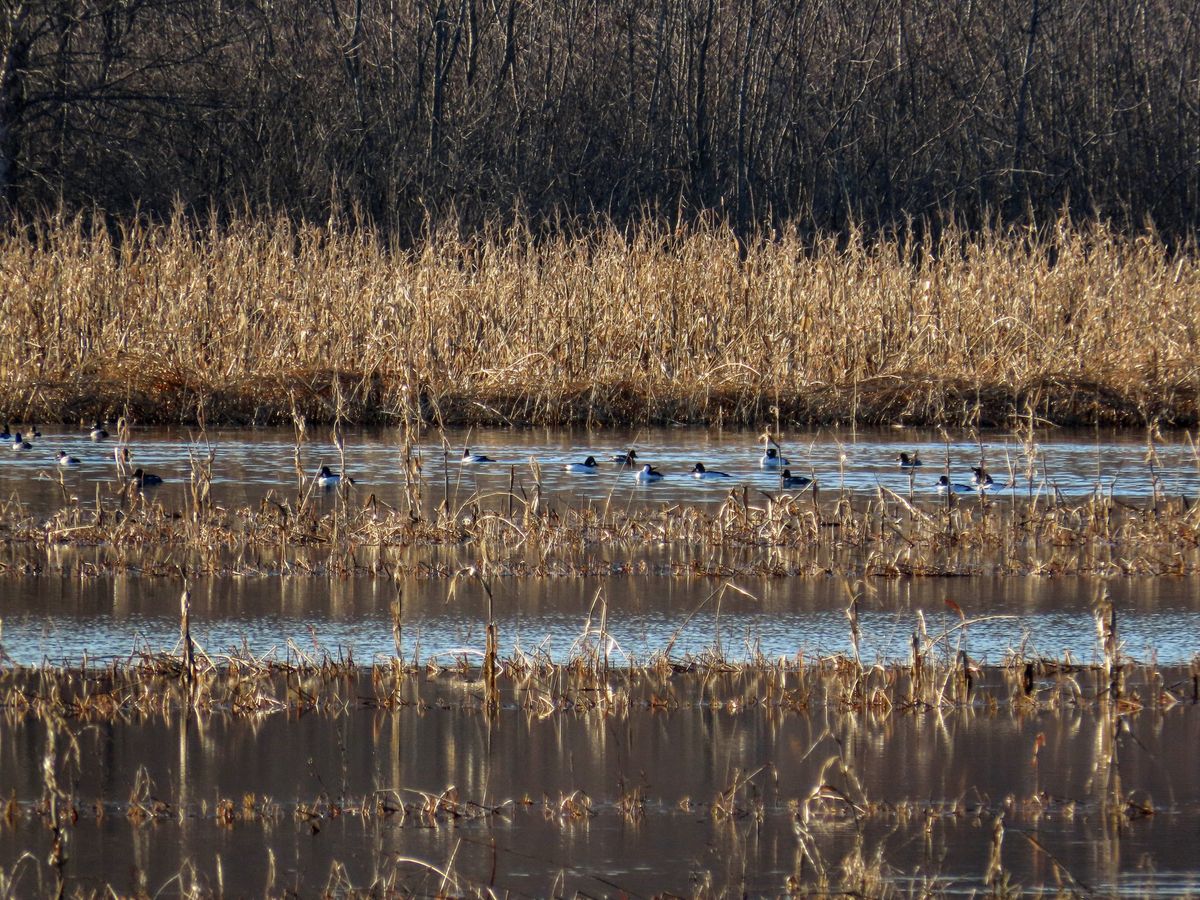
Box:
[3,423,1197,894]
[2,681,1198,895]
[1,424,1197,519]
[3,575,1200,665]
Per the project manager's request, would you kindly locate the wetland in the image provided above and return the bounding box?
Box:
[2,22,1200,894]
[1,423,1199,896]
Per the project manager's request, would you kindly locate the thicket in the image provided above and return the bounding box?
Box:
[0,0,1197,239]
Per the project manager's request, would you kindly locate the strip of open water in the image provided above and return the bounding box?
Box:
[2,575,1198,667]
[1,424,1197,516]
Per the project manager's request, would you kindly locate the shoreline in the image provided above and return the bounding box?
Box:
[7,371,1193,429]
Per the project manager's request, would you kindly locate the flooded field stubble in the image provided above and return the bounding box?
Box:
[2,429,1200,894]
[2,650,1199,896]
[5,423,1200,581]
[8,469,1200,580]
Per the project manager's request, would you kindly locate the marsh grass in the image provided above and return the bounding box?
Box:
[7,467,1200,577]
[2,623,1186,722]
[2,214,1198,428]
[2,634,1186,890]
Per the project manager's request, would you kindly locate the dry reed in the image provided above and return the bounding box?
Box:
[2,214,1198,428]
[3,640,1188,898]
[6,476,1200,578]
[2,648,1184,721]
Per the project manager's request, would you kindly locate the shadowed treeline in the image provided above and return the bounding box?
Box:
[0,0,1197,238]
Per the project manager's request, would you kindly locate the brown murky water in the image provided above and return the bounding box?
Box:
[2,670,1199,895]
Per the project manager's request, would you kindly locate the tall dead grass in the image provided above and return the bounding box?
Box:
[8,479,1200,578]
[2,214,1197,427]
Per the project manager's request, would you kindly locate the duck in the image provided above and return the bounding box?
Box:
[691,462,731,480]
[129,468,163,487]
[0,424,10,441]
[89,422,109,441]
[760,447,789,468]
[779,469,812,489]
[635,463,664,483]
[971,467,997,490]
[461,448,495,464]
[565,456,599,473]
[316,465,353,487]
[897,452,923,468]
[56,450,81,467]
[10,432,32,451]
[936,475,975,495]
[610,450,638,467]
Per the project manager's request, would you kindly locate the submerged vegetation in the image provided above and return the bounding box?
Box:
[2,215,1199,429]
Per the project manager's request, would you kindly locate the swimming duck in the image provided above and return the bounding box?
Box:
[610,450,638,466]
[635,464,664,483]
[89,422,109,441]
[461,448,495,464]
[10,432,31,451]
[316,465,352,487]
[897,452,923,468]
[936,475,975,495]
[565,456,599,473]
[971,467,996,490]
[779,469,812,489]
[56,450,80,467]
[760,447,789,468]
[691,463,731,480]
[0,424,10,441]
[129,468,163,486]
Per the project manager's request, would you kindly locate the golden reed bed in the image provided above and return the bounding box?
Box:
[1,214,1197,427]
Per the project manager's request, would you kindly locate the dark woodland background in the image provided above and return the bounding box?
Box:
[1,0,1197,239]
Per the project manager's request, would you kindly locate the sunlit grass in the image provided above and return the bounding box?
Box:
[1,214,1197,427]
[3,617,1190,897]
[5,473,1200,577]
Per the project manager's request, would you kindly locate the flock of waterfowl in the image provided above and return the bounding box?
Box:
[465,444,1004,494]
[531,445,818,487]
[2,421,167,485]
[5,424,1005,495]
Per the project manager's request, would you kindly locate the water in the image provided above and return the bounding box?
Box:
[2,678,1198,895]
[2,425,1199,894]
[3,575,1199,667]
[2,424,1197,518]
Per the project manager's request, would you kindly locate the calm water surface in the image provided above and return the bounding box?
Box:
[3,425,1199,895]
[1,424,1197,516]
[2,575,1199,666]
[2,688,1198,895]
[2,427,1195,671]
